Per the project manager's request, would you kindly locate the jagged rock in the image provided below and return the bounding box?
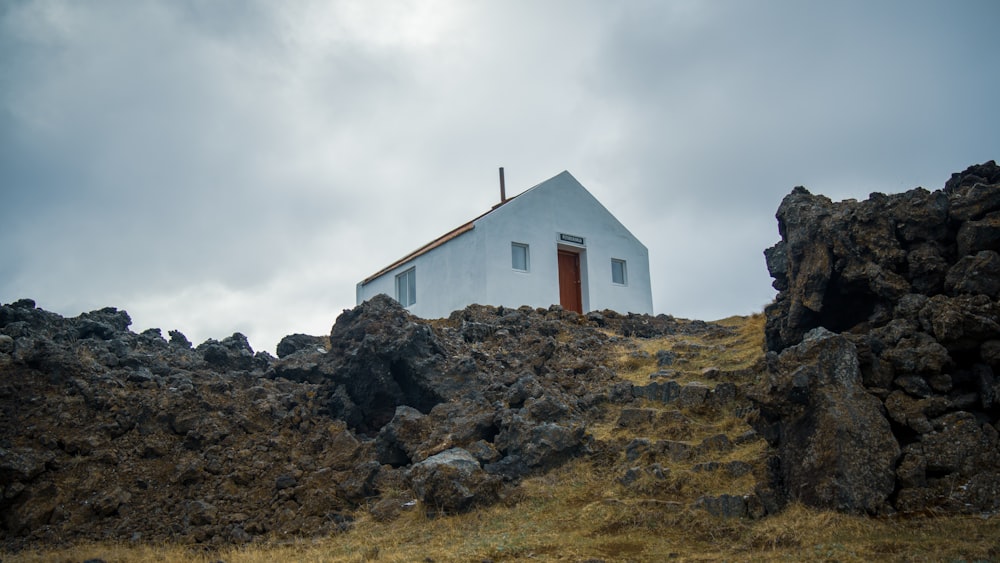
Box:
[751,330,899,514]
[523,395,570,421]
[945,161,1000,220]
[624,438,652,462]
[197,333,257,371]
[894,376,933,399]
[765,186,917,352]
[459,321,495,343]
[918,294,1000,349]
[465,440,501,464]
[505,375,544,408]
[2,481,59,534]
[77,307,132,339]
[631,380,681,403]
[0,448,53,485]
[881,331,952,376]
[945,250,1000,298]
[618,463,669,487]
[0,290,729,549]
[276,333,326,358]
[764,162,1000,353]
[337,460,381,502]
[407,448,499,512]
[375,406,431,466]
[920,411,998,475]
[957,211,1000,256]
[268,349,332,384]
[906,243,949,294]
[168,330,191,348]
[92,487,131,517]
[619,466,643,487]
[323,295,449,434]
[760,162,1000,516]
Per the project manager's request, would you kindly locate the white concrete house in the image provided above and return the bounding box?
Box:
[356,171,653,317]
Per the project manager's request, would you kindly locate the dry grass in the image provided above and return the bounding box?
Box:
[7,314,999,562]
[11,473,999,563]
[611,313,766,386]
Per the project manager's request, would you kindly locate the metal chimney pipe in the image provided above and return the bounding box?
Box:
[499,167,506,203]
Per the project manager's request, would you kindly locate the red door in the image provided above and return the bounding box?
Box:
[558,250,583,313]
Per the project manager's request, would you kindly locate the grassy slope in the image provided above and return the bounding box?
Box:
[6,314,1000,562]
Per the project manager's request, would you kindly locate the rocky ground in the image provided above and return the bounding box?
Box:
[0,293,756,551]
[3,160,999,556]
[757,160,1000,515]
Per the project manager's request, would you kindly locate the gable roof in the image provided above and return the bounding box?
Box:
[360,194,520,286]
[359,170,582,286]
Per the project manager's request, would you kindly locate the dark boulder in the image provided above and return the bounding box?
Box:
[945,161,1000,221]
[944,250,1000,298]
[750,329,899,514]
[491,411,587,479]
[276,333,326,358]
[168,330,192,348]
[0,447,53,485]
[956,211,1000,256]
[375,406,431,466]
[759,161,1000,516]
[407,448,499,512]
[197,332,257,371]
[323,295,449,434]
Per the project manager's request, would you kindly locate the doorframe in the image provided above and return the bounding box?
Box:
[556,243,588,313]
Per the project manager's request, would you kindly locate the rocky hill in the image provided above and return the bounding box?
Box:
[757,160,1000,515]
[1,293,747,551]
[2,161,999,558]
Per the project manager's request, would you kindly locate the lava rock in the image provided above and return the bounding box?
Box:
[750,330,899,514]
[407,448,499,512]
[276,333,326,358]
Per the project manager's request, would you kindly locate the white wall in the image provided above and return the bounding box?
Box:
[357,171,653,317]
[355,228,485,318]
[477,171,653,315]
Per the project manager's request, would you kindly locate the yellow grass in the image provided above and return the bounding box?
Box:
[10,472,999,563]
[610,313,766,386]
[6,314,998,562]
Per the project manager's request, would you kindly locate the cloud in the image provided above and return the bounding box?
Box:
[1,0,998,351]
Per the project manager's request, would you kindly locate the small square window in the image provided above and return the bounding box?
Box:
[395,267,416,306]
[512,242,529,272]
[611,259,627,285]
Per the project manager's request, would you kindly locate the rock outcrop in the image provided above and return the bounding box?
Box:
[751,328,900,514]
[1,295,676,550]
[757,161,1000,515]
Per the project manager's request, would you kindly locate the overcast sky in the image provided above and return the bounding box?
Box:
[2,1,998,353]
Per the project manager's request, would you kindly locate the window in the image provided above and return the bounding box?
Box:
[611,259,627,285]
[396,267,416,306]
[512,242,529,271]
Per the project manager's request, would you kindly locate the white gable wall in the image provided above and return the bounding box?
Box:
[476,171,653,315]
[357,171,653,318]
